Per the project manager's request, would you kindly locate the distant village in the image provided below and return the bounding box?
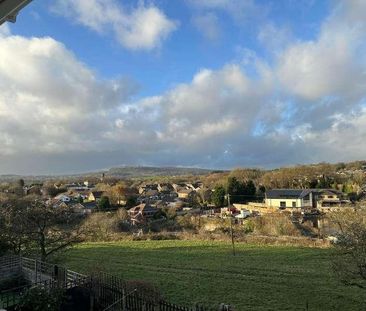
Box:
[1,168,359,230]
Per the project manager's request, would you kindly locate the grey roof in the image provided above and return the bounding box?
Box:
[266,188,344,199]
[266,189,304,199]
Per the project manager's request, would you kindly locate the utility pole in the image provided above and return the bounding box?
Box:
[227,194,236,256]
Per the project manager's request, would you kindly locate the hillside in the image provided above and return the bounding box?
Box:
[0,166,222,182]
[105,166,220,178]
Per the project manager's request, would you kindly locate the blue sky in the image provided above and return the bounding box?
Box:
[0,0,366,174]
[9,0,330,97]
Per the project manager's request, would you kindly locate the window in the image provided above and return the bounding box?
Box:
[280,201,286,208]
[292,201,297,207]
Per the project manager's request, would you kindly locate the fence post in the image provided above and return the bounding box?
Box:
[122,288,126,311]
[35,259,38,283]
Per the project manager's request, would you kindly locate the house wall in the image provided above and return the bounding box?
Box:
[233,203,277,214]
[265,198,303,208]
[178,192,190,199]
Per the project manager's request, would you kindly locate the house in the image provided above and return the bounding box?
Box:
[186,182,203,191]
[69,190,89,201]
[315,189,349,208]
[265,189,348,210]
[128,203,158,225]
[144,189,159,198]
[177,189,194,200]
[157,183,173,193]
[138,184,158,194]
[48,199,69,209]
[70,203,92,215]
[88,191,104,202]
[172,183,186,192]
[69,201,97,214]
[54,193,72,203]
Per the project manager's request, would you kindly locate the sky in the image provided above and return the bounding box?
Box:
[0,0,366,175]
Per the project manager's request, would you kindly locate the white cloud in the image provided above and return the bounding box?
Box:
[188,0,266,23]
[0,24,10,38]
[0,34,136,156]
[257,23,293,53]
[192,12,221,41]
[52,0,178,50]
[2,1,366,173]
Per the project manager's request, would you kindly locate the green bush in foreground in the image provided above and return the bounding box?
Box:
[15,287,65,311]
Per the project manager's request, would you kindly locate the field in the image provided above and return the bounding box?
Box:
[58,240,363,310]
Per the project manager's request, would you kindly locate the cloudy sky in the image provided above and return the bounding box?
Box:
[0,0,366,175]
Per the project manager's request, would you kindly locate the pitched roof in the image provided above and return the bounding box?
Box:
[90,191,104,198]
[266,189,304,199]
[266,188,344,199]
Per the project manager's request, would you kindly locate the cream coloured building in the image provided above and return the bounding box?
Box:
[265,189,347,210]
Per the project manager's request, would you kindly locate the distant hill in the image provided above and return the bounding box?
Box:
[105,166,222,178]
[0,166,223,182]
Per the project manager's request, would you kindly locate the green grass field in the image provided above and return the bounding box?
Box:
[59,240,363,310]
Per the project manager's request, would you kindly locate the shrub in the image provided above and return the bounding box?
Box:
[98,196,111,210]
[15,286,65,311]
[0,239,9,256]
[251,214,299,236]
[242,219,255,234]
[82,213,117,241]
[118,221,132,232]
[0,272,29,291]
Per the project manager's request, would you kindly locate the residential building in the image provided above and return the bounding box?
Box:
[88,191,104,202]
[128,203,158,225]
[177,189,194,200]
[265,189,348,210]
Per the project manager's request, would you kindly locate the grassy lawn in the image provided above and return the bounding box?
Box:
[58,240,364,310]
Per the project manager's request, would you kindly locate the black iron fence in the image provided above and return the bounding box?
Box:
[0,256,225,311]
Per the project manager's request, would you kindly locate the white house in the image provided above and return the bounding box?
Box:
[265,189,347,210]
[54,194,71,203]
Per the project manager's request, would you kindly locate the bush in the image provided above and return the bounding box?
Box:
[0,239,10,256]
[0,272,29,291]
[16,287,65,311]
[98,196,111,210]
[149,233,180,240]
[117,221,131,232]
[242,219,255,234]
[82,213,117,241]
[251,214,299,236]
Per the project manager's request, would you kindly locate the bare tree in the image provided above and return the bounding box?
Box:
[1,199,84,261]
[331,208,366,289]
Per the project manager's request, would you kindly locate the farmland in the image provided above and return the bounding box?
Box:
[58,240,364,310]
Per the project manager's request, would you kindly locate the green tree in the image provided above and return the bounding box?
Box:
[316,175,332,189]
[212,185,226,207]
[98,196,111,210]
[226,177,245,203]
[226,177,256,203]
[126,196,137,208]
[244,180,256,200]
